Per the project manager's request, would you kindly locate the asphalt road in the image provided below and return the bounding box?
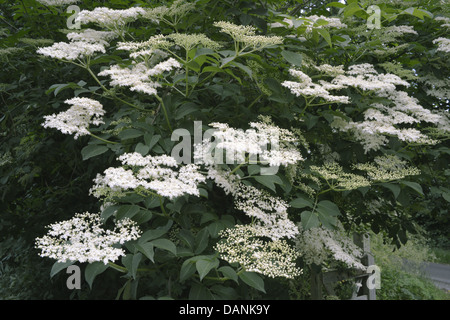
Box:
[422,262,450,292]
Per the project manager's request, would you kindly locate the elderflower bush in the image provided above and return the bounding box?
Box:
[32,0,449,300]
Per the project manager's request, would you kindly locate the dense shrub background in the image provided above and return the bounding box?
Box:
[0,0,448,300]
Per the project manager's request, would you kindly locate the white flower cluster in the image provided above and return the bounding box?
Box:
[42,97,105,139]
[310,162,371,191]
[215,225,302,279]
[435,16,450,28]
[385,25,418,36]
[90,152,205,200]
[76,7,146,29]
[35,212,141,264]
[98,58,181,95]
[36,0,79,6]
[354,155,421,182]
[310,155,420,191]
[282,69,350,104]
[37,41,106,61]
[303,15,347,31]
[214,21,283,50]
[194,120,303,167]
[67,29,118,47]
[433,37,450,53]
[270,15,346,32]
[295,223,366,271]
[37,26,122,61]
[206,167,298,241]
[142,0,195,24]
[418,74,450,100]
[326,64,444,152]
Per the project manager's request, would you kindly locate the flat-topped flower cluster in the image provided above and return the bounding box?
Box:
[284,62,447,152]
[35,212,141,264]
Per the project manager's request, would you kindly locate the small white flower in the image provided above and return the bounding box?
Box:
[42,97,105,139]
[35,212,141,264]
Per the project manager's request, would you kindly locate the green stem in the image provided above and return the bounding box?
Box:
[108,262,127,273]
[155,94,173,132]
[85,65,149,112]
[89,132,118,144]
[229,155,250,175]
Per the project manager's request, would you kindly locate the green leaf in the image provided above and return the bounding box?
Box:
[50,261,74,278]
[118,128,143,140]
[101,205,118,221]
[247,165,260,176]
[301,210,320,229]
[136,242,155,262]
[219,266,238,283]
[180,259,196,281]
[253,175,283,192]
[189,283,215,300]
[381,183,401,199]
[150,238,177,255]
[316,200,340,216]
[196,257,219,281]
[316,200,340,229]
[230,61,253,78]
[401,7,433,20]
[138,221,173,243]
[326,1,346,8]
[135,142,150,156]
[290,197,313,208]
[81,144,108,160]
[115,205,140,220]
[194,228,210,255]
[239,271,265,293]
[443,192,450,202]
[400,181,424,196]
[316,28,332,47]
[85,262,108,289]
[281,50,303,66]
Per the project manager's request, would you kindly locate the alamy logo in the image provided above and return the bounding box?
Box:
[170,121,284,175]
[66,5,81,29]
[66,265,81,290]
[366,265,381,290]
[367,5,381,30]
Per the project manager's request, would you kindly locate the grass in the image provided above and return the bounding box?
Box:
[370,232,450,300]
[431,247,450,265]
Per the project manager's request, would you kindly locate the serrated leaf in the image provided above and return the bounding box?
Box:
[443,192,450,202]
[381,183,401,199]
[290,197,313,208]
[316,28,332,47]
[50,261,74,278]
[189,283,215,300]
[119,128,143,140]
[281,50,303,66]
[81,144,108,160]
[180,259,196,281]
[253,175,283,192]
[219,266,238,283]
[316,200,340,216]
[196,257,219,281]
[116,205,140,220]
[239,271,265,293]
[136,243,155,262]
[85,262,108,289]
[194,228,209,255]
[150,238,177,255]
[101,205,118,221]
[301,210,320,229]
[135,142,150,156]
[138,220,172,243]
[400,181,424,196]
